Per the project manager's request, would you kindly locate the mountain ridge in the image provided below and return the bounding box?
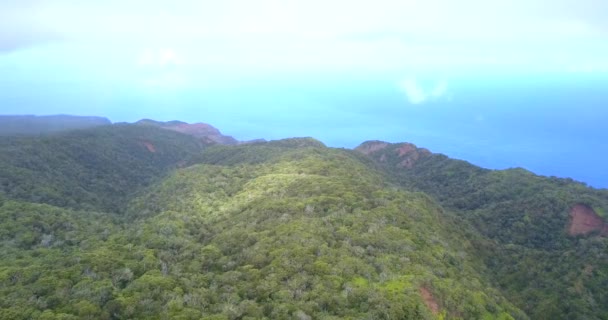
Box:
[0,120,606,319]
[135,119,266,146]
[0,114,111,135]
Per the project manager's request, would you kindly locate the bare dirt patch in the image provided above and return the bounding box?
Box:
[568,204,607,236]
[419,286,439,315]
[395,144,420,168]
[396,143,416,157]
[355,141,389,155]
[142,141,156,153]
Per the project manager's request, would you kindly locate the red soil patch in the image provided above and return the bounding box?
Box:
[396,143,416,157]
[356,141,431,168]
[356,142,389,155]
[395,143,430,168]
[395,144,420,168]
[419,287,439,315]
[568,204,608,236]
[142,141,156,153]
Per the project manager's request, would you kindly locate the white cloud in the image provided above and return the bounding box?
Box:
[3,0,604,45]
[137,49,183,67]
[431,79,448,98]
[399,77,450,105]
[399,78,426,104]
[141,72,188,90]
[136,48,189,90]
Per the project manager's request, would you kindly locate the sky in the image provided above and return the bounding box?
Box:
[1,0,607,188]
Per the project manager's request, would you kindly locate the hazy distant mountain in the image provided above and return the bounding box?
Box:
[0,114,111,135]
[136,119,239,145]
[0,122,606,319]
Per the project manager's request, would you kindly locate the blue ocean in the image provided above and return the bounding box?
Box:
[189,73,608,189]
[3,69,606,188]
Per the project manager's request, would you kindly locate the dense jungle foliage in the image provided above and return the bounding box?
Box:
[358,141,608,319]
[0,125,606,319]
[0,125,206,212]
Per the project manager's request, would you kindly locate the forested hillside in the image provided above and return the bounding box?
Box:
[357,140,608,319]
[0,126,606,319]
[0,125,206,212]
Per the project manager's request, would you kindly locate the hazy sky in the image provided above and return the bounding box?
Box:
[2,0,608,77]
[2,1,607,89]
[1,0,607,187]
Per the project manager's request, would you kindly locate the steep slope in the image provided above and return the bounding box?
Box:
[0,124,207,212]
[357,140,608,319]
[0,115,111,135]
[0,139,525,319]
